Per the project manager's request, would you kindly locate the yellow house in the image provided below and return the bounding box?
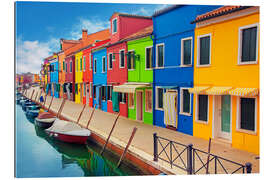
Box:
[75,50,83,103]
[190,6,259,154]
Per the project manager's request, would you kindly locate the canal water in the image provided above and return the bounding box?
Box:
[15,104,147,177]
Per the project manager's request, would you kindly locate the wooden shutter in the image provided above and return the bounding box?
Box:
[200,36,210,65]
[242,27,257,62]
[183,39,191,65]
[198,95,208,121]
[158,45,164,67]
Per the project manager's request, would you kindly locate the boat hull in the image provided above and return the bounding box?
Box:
[35,119,54,129]
[26,110,39,119]
[46,131,89,144]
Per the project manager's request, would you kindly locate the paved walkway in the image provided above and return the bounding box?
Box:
[25,88,259,174]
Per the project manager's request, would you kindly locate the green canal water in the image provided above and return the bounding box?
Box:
[15,104,147,177]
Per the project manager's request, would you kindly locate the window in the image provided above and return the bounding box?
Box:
[101,86,106,101]
[93,85,96,98]
[180,88,191,115]
[239,24,258,64]
[89,54,92,70]
[119,50,125,68]
[146,47,153,69]
[238,97,256,132]
[65,63,67,73]
[119,93,126,103]
[102,56,106,73]
[107,86,112,100]
[145,90,152,112]
[112,18,117,33]
[156,87,164,109]
[156,44,164,68]
[83,56,86,71]
[80,57,82,71]
[70,61,72,73]
[181,37,192,66]
[197,95,208,122]
[128,93,134,108]
[127,51,135,70]
[108,53,113,70]
[89,83,92,98]
[62,61,65,71]
[198,34,211,66]
[94,59,97,73]
[76,59,78,72]
[83,83,86,96]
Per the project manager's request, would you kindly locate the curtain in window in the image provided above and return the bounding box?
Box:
[242,27,257,62]
[198,95,208,121]
[200,36,210,65]
[240,98,255,131]
[183,39,191,65]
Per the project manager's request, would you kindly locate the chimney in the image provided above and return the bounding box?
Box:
[82,29,88,42]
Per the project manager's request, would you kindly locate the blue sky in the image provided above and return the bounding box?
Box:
[15,1,170,74]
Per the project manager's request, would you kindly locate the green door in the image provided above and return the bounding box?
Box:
[221,95,231,133]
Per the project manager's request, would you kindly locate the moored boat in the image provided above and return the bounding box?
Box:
[26,109,40,119]
[35,112,56,129]
[45,119,91,144]
[22,102,36,111]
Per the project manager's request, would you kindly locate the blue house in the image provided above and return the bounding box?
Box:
[49,57,59,98]
[152,5,221,135]
[92,47,108,111]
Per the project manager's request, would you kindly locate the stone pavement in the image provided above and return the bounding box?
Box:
[25,88,259,174]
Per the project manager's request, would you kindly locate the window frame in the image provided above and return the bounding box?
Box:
[195,94,209,124]
[108,53,113,70]
[238,23,259,65]
[102,56,106,73]
[119,49,125,69]
[112,18,117,34]
[155,86,164,111]
[181,37,193,67]
[145,46,153,70]
[180,88,192,116]
[156,43,165,68]
[236,96,258,134]
[127,50,135,71]
[197,33,212,67]
[145,89,152,113]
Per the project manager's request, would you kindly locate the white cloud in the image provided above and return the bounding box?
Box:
[69,17,110,40]
[131,4,170,16]
[16,37,59,74]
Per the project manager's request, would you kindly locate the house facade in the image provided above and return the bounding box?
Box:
[107,13,153,117]
[75,50,83,103]
[64,54,75,101]
[189,6,259,154]
[58,51,66,98]
[152,5,220,135]
[49,54,59,98]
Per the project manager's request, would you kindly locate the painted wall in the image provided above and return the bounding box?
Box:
[65,55,75,101]
[193,11,259,154]
[75,51,83,103]
[93,48,107,112]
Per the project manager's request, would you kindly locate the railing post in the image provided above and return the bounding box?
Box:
[187,144,193,175]
[245,162,252,173]
[153,133,158,162]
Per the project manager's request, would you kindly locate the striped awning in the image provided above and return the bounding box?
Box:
[228,88,259,96]
[204,86,232,95]
[188,86,209,94]
[113,83,150,93]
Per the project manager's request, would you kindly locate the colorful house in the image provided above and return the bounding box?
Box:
[49,54,59,98]
[152,5,220,135]
[58,50,66,98]
[75,50,83,103]
[114,25,154,125]
[189,6,259,154]
[64,54,75,101]
[107,13,153,117]
[92,40,110,111]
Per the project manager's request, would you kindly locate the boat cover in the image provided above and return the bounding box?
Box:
[47,119,91,136]
[38,112,55,119]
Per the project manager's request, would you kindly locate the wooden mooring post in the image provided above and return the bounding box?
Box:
[47,96,54,112]
[100,113,120,155]
[206,138,212,174]
[56,98,66,118]
[116,127,138,168]
[85,104,96,128]
[76,104,86,124]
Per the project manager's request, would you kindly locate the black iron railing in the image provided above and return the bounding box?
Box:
[153,133,252,174]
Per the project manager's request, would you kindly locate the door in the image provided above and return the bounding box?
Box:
[220,95,231,139]
[136,91,143,121]
[86,83,89,105]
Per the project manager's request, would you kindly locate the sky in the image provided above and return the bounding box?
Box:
[15,1,170,74]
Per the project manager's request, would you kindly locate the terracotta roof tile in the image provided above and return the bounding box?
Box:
[192,6,252,23]
[121,25,153,41]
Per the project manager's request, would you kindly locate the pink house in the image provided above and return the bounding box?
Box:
[107,13,152,117]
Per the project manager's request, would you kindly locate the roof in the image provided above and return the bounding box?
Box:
[153,5,184,17]
[61,39,80,44]
[191,6,252,24]
[121,25,153,41]
[110,12,152,20]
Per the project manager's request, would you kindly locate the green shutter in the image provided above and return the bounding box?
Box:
[198,95,208,121]
[63,61,65,71]
[200,36,210,65]
[80,58,82,71]
[183,39,191,65]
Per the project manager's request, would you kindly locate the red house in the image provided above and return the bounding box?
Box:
[107,13,152,117]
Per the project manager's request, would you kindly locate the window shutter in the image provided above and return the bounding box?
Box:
[183,89,190,113]
[183,39,191,65]
[198,95,208,121]
[240,98,255,131]
[200,36,210,65]
[242,29,251,61]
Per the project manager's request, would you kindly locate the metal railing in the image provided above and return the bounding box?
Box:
[153,133,252,174]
